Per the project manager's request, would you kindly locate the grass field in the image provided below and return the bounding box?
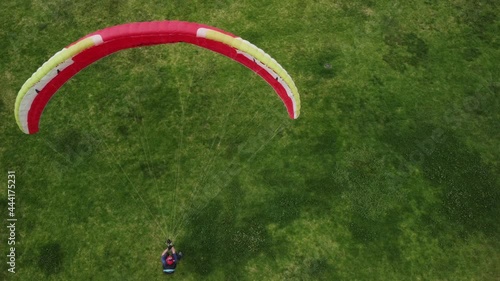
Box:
[1,0,499,280]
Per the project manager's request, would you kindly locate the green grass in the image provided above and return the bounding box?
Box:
[1,0,499,280]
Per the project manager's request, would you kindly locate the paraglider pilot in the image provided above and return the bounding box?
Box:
[161,239,182,274]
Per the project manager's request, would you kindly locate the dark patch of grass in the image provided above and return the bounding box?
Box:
[181,199,273,278]
[314,49,342,79]
[383,32,428,72]
[222,134,246,160]
[37,242,64,276]
[421,134,500,237]
[0,99,5,116]
[459,1,498,44]
[472,82,500,133]
[463,47,482,61]
[348,208,402,262]
[181,170,319,278]
[116,125,130,137]
[382,125,500,238]
[261,190,303,225]
[307,258,336,280]
[50,129,98,163]
[305,174,340,202]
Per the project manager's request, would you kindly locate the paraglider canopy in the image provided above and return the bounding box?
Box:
[14,21,300,134]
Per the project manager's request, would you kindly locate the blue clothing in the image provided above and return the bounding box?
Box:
[161,253,178,274]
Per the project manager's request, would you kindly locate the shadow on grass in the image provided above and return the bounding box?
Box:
[179,143,340,279]
[383,31,428,73]
[179,178,275,279]
[314,50,342,79]
[50,129,98,163]
[348,209,402,262]
[181,193,337,279]
[382,124,500,238]
[0,99,4,117]
[459,0,498,44]
[37,242,64,276]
